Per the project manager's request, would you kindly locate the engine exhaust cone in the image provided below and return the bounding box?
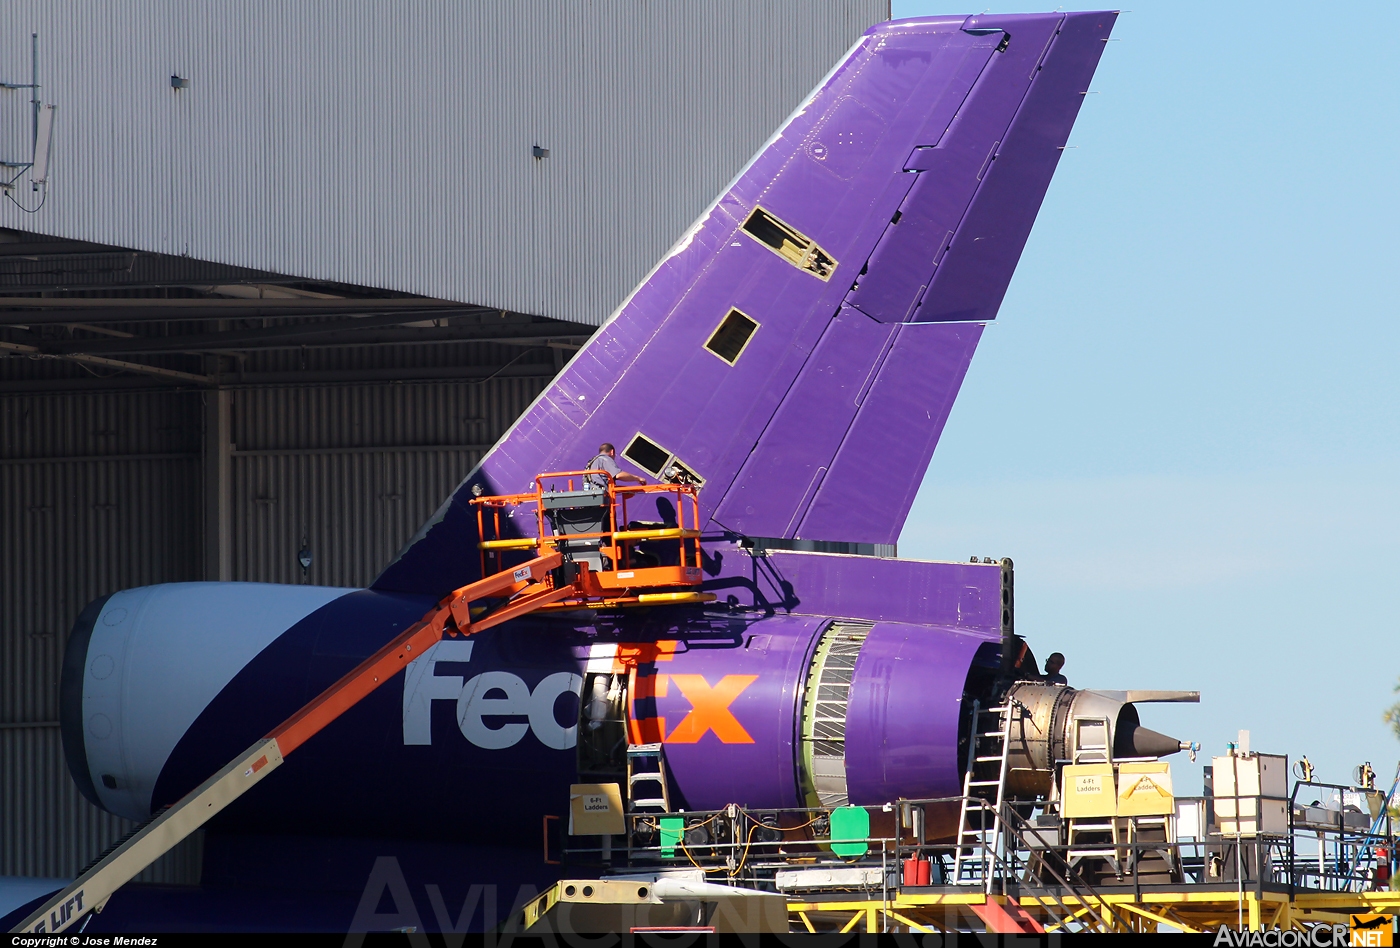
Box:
[1121,724,1184,759]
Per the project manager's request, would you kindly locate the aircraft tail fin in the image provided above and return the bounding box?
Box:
[375,12,1117,595]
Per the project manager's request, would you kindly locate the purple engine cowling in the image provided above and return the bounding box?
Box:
[598,615,1001,812]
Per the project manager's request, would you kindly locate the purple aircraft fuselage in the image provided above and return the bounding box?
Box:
[40,11,1128,933]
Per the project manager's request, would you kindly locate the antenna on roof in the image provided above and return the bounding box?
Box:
[31,104,55,188]
[0,33,55,199]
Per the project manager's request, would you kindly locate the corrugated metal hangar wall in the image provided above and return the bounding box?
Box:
[0,1,889,882]
[0,0,887,326]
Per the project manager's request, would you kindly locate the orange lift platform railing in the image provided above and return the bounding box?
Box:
[15,469,714,934]
[473,470,715,610]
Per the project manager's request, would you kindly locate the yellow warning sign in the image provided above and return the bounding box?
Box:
[569,782,624,836]
[1061,763,1116,818]
[1117,761,1174,817]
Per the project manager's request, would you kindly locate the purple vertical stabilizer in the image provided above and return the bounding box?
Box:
[374,10,1117,615]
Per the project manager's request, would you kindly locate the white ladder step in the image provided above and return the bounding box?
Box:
[954,698,1020,887]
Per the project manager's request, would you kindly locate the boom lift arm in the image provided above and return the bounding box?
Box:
[17,471,714,934]
[15,550,569,934]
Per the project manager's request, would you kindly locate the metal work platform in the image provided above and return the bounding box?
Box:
[473,470,713,610]
[786,887,1400,935]
[558,791,1399,934]
[556,713,1399,935]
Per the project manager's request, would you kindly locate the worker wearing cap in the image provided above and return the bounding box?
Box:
[1043,652,1068,686]
[585,443,646,490]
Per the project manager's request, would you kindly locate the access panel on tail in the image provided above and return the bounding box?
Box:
[375,11,1117,598]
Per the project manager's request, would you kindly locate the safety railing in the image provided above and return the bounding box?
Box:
[471,470,703,589]
[554,793,1396,902]
[1289,779,1396,893]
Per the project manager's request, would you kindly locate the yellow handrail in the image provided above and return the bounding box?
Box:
[637,591,716,605]
[482,529,699,549]
[612,528,702,542]
[478,537,542,551]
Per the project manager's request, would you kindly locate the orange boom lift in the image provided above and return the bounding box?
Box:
[16,472,710,934]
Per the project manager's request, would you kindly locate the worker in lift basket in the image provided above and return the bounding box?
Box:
[1043,652,1068,685]
[585,443,647,490]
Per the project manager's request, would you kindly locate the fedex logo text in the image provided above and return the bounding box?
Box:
[607,640,758,745]
[628,672,757,744]
[403,641,582,750]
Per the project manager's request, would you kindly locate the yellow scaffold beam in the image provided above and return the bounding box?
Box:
[1043,904,1096,932]
[1292,892,1400,910]
[1116,901,1202,934]
[789,887,1400,937]
[790,890,987,913]
[884,909,936,934]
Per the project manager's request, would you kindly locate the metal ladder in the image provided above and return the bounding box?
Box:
[953,700,1016,888]
[1063,715,1121,877]
[626,743,671,812]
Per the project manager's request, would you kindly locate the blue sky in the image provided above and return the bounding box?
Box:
[893,0,1400,793]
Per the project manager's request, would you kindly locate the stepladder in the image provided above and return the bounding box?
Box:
[953,700,1018,888]
[626,743,671,813]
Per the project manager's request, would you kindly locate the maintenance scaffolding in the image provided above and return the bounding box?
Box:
[546,733,1400,934]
